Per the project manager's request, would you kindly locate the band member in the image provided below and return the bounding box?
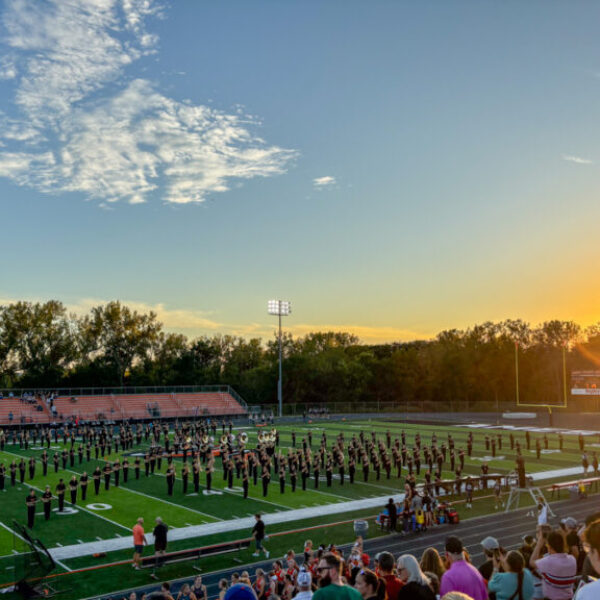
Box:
[69,475,79,505]
[182,463,190,494]
[113,460,121,487]
[349,457,355,484]
[93,466,101,495]
[42,485,52,520]
[18,459,26,484]
[166,466,175,496]
[206,459,214,492]
[313,461,320,489]
[41,451,48,476]
[56,479,66,512]
[28,457,36,479]
[26,489,37,528]
[134,457,141,480]
[261,464,270,497]
[279,463,286,494]
[80,471,89,500]
[103,463,112,490]
[193,460,201,493]
[144,454,150,477]
[78,445,83,464]
[242,465,249,499]
[0,463,4,491]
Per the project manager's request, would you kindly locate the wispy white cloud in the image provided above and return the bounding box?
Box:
[0,55,16,79]
[313,175,336,187]
[0,0,295,205]
[562,154,593,165]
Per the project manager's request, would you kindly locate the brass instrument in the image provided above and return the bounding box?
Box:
[201,434,209,444]
[258,431,266,443]
[239,432,249,444]
[220,434,229,445]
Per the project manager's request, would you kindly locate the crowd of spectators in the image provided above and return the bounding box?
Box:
[106,508,600,600]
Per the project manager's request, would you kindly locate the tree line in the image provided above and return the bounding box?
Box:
[1,300,599,407]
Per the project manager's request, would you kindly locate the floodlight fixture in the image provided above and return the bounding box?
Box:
[268,299,292,417]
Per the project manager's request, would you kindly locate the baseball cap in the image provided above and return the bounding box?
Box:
[224,584,258,600]
[297,571,312,587]
[481,536,500,551]
[561,517,577,529]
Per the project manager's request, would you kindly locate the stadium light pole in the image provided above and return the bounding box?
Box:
[268,300,291,418]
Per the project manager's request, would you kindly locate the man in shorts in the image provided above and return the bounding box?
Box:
[132,517,147,570]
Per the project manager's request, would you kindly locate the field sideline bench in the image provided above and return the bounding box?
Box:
[550,476,600,498]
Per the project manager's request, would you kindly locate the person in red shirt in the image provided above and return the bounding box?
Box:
[377,551,403,600]
[132,517,148,570]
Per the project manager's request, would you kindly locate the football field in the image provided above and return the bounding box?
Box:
[0,417,596,586]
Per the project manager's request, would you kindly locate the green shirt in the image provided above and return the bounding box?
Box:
[313,585,362,600]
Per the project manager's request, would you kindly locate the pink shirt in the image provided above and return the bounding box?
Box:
[440,560,488,600]
[535,553,577,600]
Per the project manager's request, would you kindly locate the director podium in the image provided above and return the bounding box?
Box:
[504,457,554,516]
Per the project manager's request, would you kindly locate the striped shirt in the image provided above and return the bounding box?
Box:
[534,553,577,600]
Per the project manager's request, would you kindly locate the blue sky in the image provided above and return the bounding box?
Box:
[1,1,600,343]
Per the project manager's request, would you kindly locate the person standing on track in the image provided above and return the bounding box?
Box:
[251,513,269,558]
[132,517,147,571]
[150,516,168,580]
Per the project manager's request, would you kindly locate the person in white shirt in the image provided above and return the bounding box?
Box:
[576,520,600,599]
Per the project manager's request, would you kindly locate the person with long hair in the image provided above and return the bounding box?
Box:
[354,569,387,600]
[577,519,600,599]
[397,555,436,600]
[420,548,446,581]
[488,550,534,600]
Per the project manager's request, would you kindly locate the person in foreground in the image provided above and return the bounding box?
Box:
[439,536,488,600]
[397,554,436,600]
[313,553,362,600]
[354,569,386,600]
[576,519,600,599]
[487,550,534,600]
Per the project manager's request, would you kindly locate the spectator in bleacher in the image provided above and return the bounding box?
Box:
[487,550,534,600]
[189,578,207,600]
[420,548,446,582]
[396,554,436,600]
[478,537,503,582]
[576,519,600,599]
[439,536,488,600]
[218,580,229,600]
[580,512,600,581]
[175,583,197,600]
[377,551,403,600]
[293,571,313,600]
[313,553,362,600]
[560,518,585,574]
[529,526,577,600]
[354,568,386,600]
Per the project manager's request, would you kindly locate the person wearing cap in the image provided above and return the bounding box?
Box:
[439,536,488,600]
[561,517,584,573]
[479,537,504,584]
[293,570,313,600]
[224,584,258,600]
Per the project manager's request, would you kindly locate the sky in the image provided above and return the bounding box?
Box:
[1,0,600,344]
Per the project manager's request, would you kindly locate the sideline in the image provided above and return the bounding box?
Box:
[47,459,584,561]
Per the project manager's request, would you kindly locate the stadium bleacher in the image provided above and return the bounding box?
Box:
[0,391,246,425]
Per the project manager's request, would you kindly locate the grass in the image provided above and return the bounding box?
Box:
[0,417,596,599]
